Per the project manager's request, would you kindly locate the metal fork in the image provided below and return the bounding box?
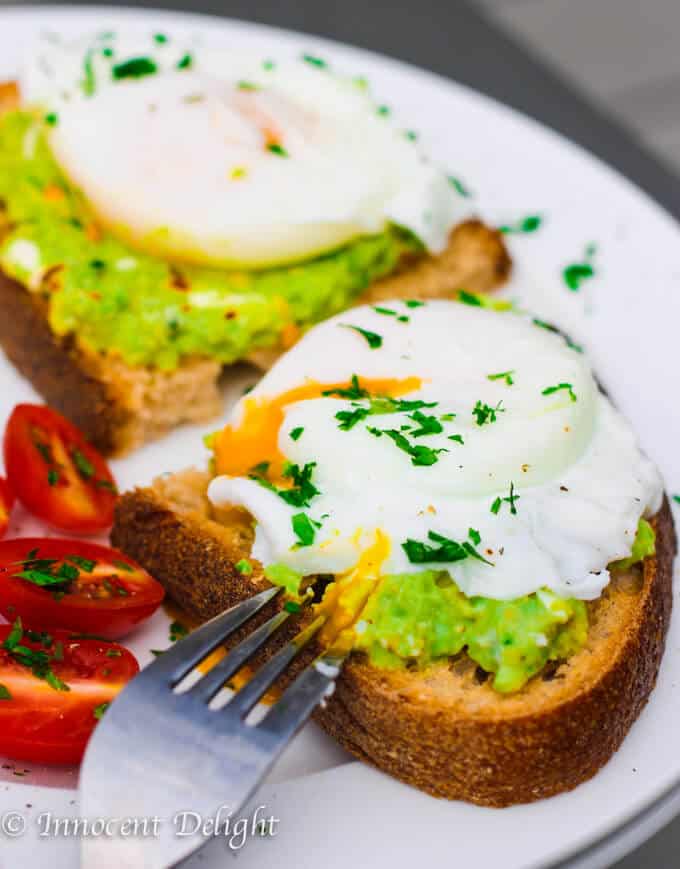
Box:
[79,587,345,869]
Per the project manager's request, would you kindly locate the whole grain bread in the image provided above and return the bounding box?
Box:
[111,469,676,807]
[0,80,511,454]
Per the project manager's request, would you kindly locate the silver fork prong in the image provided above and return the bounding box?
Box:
[152,586,282,686]
[223,614,327,719]
[186,609,291,703]
[259,650,348,742]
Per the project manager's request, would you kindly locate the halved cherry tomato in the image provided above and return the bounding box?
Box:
[0,620,138,764]
[0,538,165,639]
[0,477,14,539]
[3,404,118,533]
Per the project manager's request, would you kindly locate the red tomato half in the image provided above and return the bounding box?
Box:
[0,538,165,639]
[0,477,14,539]
[0,621,138,764]
[3,404,118,533]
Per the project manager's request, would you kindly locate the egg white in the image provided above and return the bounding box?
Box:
[208,301,663,601]
[20,32,468,267]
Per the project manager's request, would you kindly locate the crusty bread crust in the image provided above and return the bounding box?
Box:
[111,470,676,807]
[0,218,509,454]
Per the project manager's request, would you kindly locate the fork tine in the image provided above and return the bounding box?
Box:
[223,614,326,718]
[151,586,281,686]
[258,649,347,742]
[187,608,291,703]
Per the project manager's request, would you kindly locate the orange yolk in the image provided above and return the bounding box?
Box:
[213,376,422,484]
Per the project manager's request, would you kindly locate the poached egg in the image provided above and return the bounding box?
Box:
[20,31,467,268]
[208,300,663,601]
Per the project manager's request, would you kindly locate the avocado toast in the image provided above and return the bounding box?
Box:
[111,299,675,806]
[0,31,510,455]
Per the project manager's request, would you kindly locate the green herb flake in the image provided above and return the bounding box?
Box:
[407,410,443,437]
[499,215,543,235]
[169,621,188,643]
[289,426,304,441]
[44,112,59,127]
[252,462,320,508]
[302,53,327,69]
[472,400,505,427]
[47,468,59,487]
[377,105,390,117]
[673,495,680,505]
[112,57,158,80]
[153,33,168,44]
[336,406,370,431]
[0,684,11,700]
[322,375,369,400]
[562,244,597,291]
[237,80,260,91]
[93,702,109,720]
[262,59,276,71]
[291,513,316,547]
[458,290,483,307]
[368,427,447,467]
[283,600,302,614]
[66,555,97,572]
[447,176,472,198]
[235,559,253,576]
[105,649,122,658]
[542,382,577,402]
[490,482,520,516]
[402,528,492,566]
[341,324,383,349]
[267,143,289,157]
[448,434,464,444]
[71,449,94,480]
[112,559,134,573]
[487,370,515,386]
[405,299,425,308]
[176,53,193,71]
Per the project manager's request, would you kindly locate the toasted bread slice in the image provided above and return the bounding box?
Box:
[0,80,510,454]
[111,469,676,807]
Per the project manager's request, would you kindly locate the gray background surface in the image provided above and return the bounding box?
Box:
[1,1,679,866]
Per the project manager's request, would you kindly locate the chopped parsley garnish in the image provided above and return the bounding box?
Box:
[47,468,59,487]
[458,290,483,307]
[283,600,302,614]
[289,426,304,441]
[2,619,69,692]
[491,482,520,516]
[447,176,472,198]
[405,299,425,308]
[262,59,276,71]
[487,370,515,386]
[499,215,542,235]
[448,434,464,444]
[407,410,443,437]
[372,306,409,323]
[402,529,492,565]
[542,382,577,402]
[368,427,446,467]
[169,621,188,643]
[82,49,96,96]
[112,559,134,572]
[176,53,194,70]
[302,53,327,68]
[291,513,316,547]
[65,554,97,572]
[336,406,370,431]
[563,244,597,291]
[267,143,289,157]
[153,33,168,44]
[253,462,320,508]
[342,325,383,349]
[377,105,391,117]
[0,684,11,700]
[322,375,369,400]
[112,57,158,80]
[472,400,505,426]
[237,80,259,90]
[405,130,418,141]
[235,559,253,576]
[71,449,95,480]
[93,702,109,720]
[44,112,58,126]
[673,495,680,505]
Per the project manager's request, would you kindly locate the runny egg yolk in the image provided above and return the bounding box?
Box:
[213,376,422,483]
[316,528,391,650]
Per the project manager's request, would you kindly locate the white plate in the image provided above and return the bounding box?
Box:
[0,6,678,869]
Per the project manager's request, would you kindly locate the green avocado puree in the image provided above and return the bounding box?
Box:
[264,519,654,693]
[0,110,419,369]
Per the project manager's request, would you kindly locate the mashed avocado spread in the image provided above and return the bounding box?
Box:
[0,111,419,369]
[264,519,654,693]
